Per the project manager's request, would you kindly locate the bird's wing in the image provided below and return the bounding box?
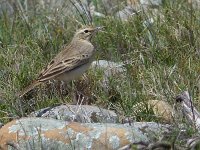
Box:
[18,55,90,97]
[37,48,94,82]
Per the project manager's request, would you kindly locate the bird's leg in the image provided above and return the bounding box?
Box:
[68,81,78,105]
[56,80,65,103]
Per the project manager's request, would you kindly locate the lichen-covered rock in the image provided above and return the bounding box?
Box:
[148,100,175,123]
[0,118,170,150]
[29,105,118,123]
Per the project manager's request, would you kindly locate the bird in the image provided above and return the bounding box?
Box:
[18,26,104,97]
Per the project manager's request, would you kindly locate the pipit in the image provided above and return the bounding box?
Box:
[18,26,103,97]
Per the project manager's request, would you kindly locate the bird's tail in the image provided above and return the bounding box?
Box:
[17,80,41,98]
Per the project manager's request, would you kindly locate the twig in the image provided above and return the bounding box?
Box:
[176,91,200,131]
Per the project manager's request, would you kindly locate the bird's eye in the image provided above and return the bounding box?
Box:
[84,30,89,33]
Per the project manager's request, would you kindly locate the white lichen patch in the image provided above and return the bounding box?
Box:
[8,118,67,136]
[73,132,93,149]
[65,128,75,138]
[125,129,149,143]
[88,129,101,139]
[109,135,120,149]
[85,137,93,149]
[66,128,102,149]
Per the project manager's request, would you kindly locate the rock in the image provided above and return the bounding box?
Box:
[148,100,175,123]
[127,0,162,8]
[140,0,162,8]
[0,117,171,150]
[73,1,105,18]
[89,4,105,17]
[0,0,14,16]
[91,60,126,75]
[6,0,104,20]
[95,0,126,14]
[28,0,88,10]
[29,105,118,123]
[116,5,138,21]
[90,60,126,90]
[116,0,163,21]
[130,100,175,124]
[188,0,200,9]
[28,0,105,17]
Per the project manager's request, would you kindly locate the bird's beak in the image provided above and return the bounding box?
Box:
[89,26,105,40]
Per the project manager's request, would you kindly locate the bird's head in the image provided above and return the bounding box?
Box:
[73,26,104,41]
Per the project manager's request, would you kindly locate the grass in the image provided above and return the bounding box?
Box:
[0,0,199,139]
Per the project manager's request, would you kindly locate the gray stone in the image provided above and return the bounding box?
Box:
[29,104,118,123]
[116,5,138,21]
[189,0,200,9]
[0,0,14,16]
[29,0,104,18]
[91,60,126,75]
[140,0,162,8]
[90,60,127,90]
